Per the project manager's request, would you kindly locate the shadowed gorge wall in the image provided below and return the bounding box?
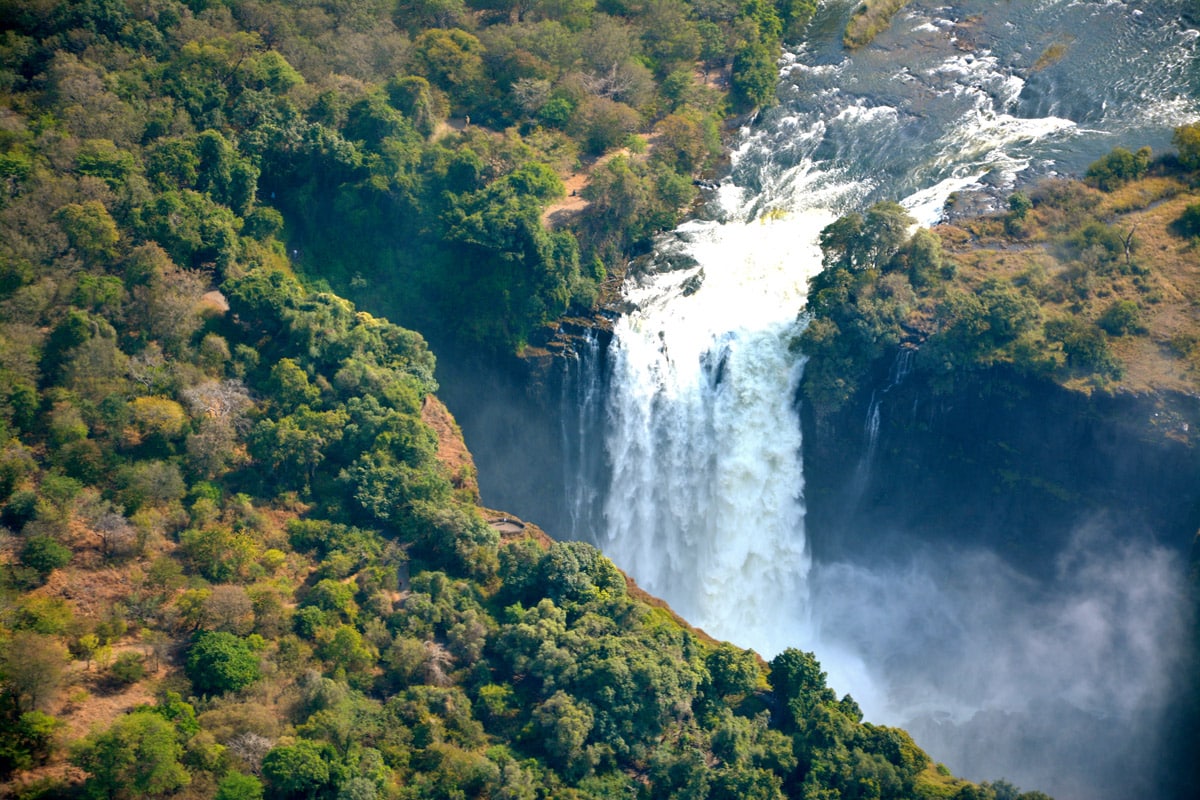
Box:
[803,367,1200,571]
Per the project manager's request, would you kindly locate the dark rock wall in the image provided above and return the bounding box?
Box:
[434,324,613,542]
[802,367,1200,572]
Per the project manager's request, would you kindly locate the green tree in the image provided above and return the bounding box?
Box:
[216,771,264,800]
[386,75,446,137]
[19,535,72,582]
[1046,317,1121,377]
[261,740,334,799]
[0,710,63,776]
[706,643,760,698]
[0,631,69,712]
[71,711,191,800]
[654,109,720,174]
[1174,202,1200,237]
[185,631,261,695]
[1085,146,1151,191]
[318,625,377,681]
[75,139,136,189]
[58,201,120,262]
[889,227,946,287]
[1097,300,1143,336]
[108,653,147,686]
[731,41,775,111]
[412,29,487,112]
[768,648,835,730]
[863,201,915,269]
[533,690,594,778]
[1173,122,1200,170]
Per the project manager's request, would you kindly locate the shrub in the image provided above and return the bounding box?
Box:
[1173,122,1200,170]
[261,740,332,799]
[19,536,71,581]
[215,771,264,800]
[1173,202,1200,238]
[109,652,147,686]
[1008,192,1032,219]
[1085,146,1151,191]
[1097,300,1144,336]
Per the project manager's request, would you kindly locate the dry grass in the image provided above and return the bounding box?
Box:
[939,176,1200,394]
[422,394,480,502]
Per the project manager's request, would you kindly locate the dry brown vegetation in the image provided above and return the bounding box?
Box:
[938,173,1200,394]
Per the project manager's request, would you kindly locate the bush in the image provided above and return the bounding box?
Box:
[109,652,147,686]
[19,536,71,581]
[215,771,264,800]
[1173,122,1200,170]
[1046,318,1122,377]
[185,631,260,696]
[261,740,332,799]
[1173,202,1200,238]
[1085,146,1151,191]
[1097,300,1144,336]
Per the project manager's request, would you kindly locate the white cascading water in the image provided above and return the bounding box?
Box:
[601,206,831,655]
[561,328,604,542]
[597,2,1088,656]
[598,0,1198,657]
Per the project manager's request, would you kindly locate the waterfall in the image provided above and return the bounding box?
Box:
[590,0,1198,664]
[561,329,605,541]
[564,2,1200,796]
[600,209,830,656]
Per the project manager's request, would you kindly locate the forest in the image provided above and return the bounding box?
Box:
[0,0,821,356]
[0,0,1070,798]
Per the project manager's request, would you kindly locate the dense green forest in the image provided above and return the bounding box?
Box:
[0,0,1052,798]
[797,132,1200,420]
[0,0,821,356]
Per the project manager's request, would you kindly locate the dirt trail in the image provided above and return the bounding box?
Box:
[540,149,624,227]
[542,135,663,227]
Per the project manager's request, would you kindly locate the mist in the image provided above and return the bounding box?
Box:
[806,519,1195,800]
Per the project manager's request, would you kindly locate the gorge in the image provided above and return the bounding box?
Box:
[439,2,1200,798]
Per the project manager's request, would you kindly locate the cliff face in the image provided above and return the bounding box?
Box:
[802,364,1200,570]
[798,362,1200,800]
[435,323,614,543]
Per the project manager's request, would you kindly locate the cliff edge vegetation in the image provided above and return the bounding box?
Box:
[797,128,1200,431]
